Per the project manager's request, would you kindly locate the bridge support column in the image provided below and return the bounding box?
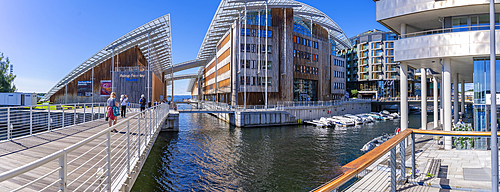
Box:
[461,80,465,117]
[421,68,427,130]
[400,62,408,132]
[454,73,459,124]
[443,58,452,150]
[433,77,439,128]
[161,112,179,132]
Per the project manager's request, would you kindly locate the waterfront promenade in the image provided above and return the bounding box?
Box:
[342,122,496,192]
[0,104,171,191]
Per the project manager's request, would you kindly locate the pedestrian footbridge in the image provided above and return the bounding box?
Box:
[0,103,177,191]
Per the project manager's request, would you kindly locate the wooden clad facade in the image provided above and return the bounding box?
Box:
[192,8,346,105]
[50,46,165,104]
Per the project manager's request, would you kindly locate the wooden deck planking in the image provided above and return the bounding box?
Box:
[0,113,156,192]
[345,170,391,192]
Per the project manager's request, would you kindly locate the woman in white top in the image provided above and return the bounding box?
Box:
[120,95,128,118]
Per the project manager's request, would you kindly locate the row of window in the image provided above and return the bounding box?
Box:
[240,76,273,86]
[293,50,318,61]
[333,59,344,67]
[294,65,319,75]
[241,29,273,37]
[333,82,345,90]
[333,71,344,78]
[240,44,272,53]
[294,36,319,49]
[239,60,272,70]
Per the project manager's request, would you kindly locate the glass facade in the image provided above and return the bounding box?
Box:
[245,10,271,26]
[450,14,499,32]
[293,79,318,101]
[473,58,500,149]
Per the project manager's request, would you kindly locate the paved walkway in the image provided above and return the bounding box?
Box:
[347,121,498,191]
[402,135,495,191]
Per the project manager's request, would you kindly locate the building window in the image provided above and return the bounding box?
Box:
[386,49,394,56]
[386,57,395,63]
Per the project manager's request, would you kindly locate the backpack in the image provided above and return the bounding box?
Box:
[140,97,146,106]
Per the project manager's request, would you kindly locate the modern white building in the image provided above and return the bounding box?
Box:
[374,0,500,149]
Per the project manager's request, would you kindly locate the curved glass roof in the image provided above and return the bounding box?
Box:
[41,14,172,101]
[196,0,352,61]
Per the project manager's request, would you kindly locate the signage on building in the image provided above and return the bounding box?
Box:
[100,80,112,96]
[77,81,92,97]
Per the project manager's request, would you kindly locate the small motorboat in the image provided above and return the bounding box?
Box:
[344,114,364,124]
[356,114,374,123]
[368,113,386,121]
[378,113,394,120]
[305,120,329,128]
[390,113,400,118]
[331,116,355,126]
[325,117,347,127]
[360,134,393,153]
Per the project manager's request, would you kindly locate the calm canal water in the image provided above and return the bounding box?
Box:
[131,112,432,192]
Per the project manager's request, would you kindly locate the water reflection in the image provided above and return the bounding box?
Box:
[132,113,432,191]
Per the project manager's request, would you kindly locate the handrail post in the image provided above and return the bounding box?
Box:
[62,105,65,129]
[7,108,10,140]
[400,137,406,183]
[106,131,111,191]
[138,115,141,157]
[390,146,396,192]
[59,151,67,191]
[126,121,130,175]
[411,133,416,179]
[149,109,152,138]
[74,104,76,125]
[98,103,100,119]
[48,104,51,131]
[30,106,33,136]
[92,103,94,121]
[83,104,86,123]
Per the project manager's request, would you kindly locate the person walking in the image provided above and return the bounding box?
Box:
[120,94,128,118]
[139,94,146,117]
[107,92,118,132]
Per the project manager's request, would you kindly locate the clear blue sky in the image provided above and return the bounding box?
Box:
[0,0,388,95]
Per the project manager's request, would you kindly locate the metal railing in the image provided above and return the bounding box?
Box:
[400,25,500,39]
[0,103,125,141]
[181,99,373,112]
[313,129,499,192]
[0,103,169,191]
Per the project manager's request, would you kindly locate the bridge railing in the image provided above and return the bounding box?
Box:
[0,103,107,141]
[312,129,498,192]
[0,103,169,191]
[179,99,372,112]
[0,102,143,142]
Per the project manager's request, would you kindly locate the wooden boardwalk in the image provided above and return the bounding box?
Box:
[0,112,158,192]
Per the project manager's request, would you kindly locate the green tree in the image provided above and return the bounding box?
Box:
[351,89,359,98]
[0,53,16,92]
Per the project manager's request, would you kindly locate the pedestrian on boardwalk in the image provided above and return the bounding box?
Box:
[120,94,128,118]
[107,92,118,132]
[139,94,146,117]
